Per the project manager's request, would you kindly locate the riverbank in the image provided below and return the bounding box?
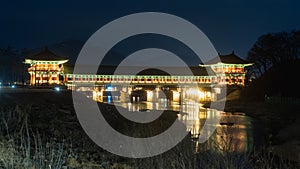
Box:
[203,89,300,164]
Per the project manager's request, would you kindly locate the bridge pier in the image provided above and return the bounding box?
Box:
[120,86,132,102]
[91,85,218,103]
[172,89,181,103]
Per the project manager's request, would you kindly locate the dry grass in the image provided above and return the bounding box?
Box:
[0,105,74,169]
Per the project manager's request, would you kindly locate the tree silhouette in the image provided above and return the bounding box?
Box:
[247,30,300,77]
[0,46,24,84]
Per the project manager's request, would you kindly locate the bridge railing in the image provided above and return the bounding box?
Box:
[64,74,216,85]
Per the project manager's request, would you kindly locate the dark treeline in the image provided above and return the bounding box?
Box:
[0,47,29,84]
[243,30,300,100]
[247,30,300,78]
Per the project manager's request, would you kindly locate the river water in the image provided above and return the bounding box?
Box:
[103,98,265,153]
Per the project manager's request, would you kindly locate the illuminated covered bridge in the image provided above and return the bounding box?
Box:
[25,48,253,87]
[63,51,253,87]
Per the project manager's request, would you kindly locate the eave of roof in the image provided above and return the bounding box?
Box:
[26,46,68,61]
[201,51,253,65]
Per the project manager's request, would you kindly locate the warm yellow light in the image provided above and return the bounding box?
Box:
[199,91,205,99]
[146,91,153,101]
[93,91,97,99]
[214,87,221,94]
[206,91,211,98]
[173,91,180,102]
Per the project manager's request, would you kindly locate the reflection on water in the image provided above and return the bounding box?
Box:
[108,100,264,153]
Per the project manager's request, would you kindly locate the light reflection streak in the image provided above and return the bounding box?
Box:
[111,99,254,152]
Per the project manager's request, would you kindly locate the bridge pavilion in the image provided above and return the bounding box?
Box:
[200,51,253,85]
[24,47,69,85]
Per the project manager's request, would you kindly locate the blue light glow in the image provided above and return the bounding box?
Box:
[106,85,113,91]
[54,87,60,92]
[107,96,111,103]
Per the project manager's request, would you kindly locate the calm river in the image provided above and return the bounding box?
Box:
[103,98,265,152]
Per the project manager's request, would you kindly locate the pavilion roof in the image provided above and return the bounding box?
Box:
[204,51,250,65]
[26,46,68,61]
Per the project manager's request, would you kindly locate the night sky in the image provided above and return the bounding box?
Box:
[1,0,299,60]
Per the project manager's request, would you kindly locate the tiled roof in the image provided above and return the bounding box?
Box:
[26,46,68,61]
[205,51,249,64]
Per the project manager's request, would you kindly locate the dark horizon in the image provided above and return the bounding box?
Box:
[1,0,300,60]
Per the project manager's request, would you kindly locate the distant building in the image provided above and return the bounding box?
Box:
[200,51,253,85]
[24,47,68,85]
